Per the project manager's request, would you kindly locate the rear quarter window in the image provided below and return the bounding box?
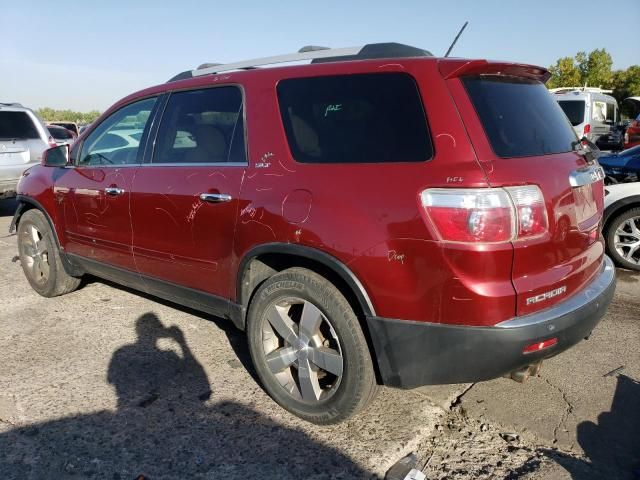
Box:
[463,75,578,158]
[277,73,433,163]
[0,111,40,140]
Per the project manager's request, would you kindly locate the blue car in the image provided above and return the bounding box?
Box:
[599,145,640,184]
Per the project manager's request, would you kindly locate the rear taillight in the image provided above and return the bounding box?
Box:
[583,124,591,135]
[421,188,515,243]
[48,136,57,148]
[420,186,548,244]
[504,185,548,238]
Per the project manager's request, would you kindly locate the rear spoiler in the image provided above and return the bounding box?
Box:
[438,59,551,83]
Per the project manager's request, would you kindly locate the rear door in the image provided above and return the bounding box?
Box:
[447,68,605,316]
[129,86,247,301]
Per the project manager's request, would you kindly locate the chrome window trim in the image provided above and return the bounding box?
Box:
[139,162,247,167]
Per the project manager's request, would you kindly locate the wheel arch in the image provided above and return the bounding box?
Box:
[11,195,83,277]
[603,195,640,234]
[236,243,381,383]
[237,243,375,319]
[11,195,61,247]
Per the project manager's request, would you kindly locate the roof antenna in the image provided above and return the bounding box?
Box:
[444,21,469,57]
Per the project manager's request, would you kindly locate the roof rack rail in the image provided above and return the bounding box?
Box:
[549,87,613,94]
[167,43,433,82]
[0,102,23,108]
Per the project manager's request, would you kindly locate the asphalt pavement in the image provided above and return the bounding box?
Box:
[0,198,638,479]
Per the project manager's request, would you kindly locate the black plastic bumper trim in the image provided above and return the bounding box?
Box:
[366,256,616,389]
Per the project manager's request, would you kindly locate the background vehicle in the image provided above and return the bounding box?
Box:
[47,125,76,146]
[0,104,55,199]
[604,182,640,270]
[622,97,640,149]
[11,44,615,424]
[48,121,79,136]
[552,87,623,150]
[600,145,640,184]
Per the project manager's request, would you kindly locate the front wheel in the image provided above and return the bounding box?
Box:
[246,267,378,424]
[605,207,640,271]
[17,209,81,297]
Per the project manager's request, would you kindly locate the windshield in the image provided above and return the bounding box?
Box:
[558,100,586,126]
[463,75,578,158]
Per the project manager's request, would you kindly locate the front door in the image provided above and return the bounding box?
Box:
[54,97,158,271]
[129,86,247,300]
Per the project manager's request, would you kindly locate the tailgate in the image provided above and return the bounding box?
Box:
[445,64,605,316]
[0,141,30,166]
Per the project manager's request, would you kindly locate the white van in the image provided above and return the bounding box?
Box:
[551,87,623,150]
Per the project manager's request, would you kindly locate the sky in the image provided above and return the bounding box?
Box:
[2,0,638,112]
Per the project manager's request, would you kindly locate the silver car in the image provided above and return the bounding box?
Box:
[0,104,52,199]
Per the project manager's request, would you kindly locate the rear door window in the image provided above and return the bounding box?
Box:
[558,100,586,126]
[277,73,432,163]
[0,111,40,140]
[153,87,246,164]
[463,75,578,158]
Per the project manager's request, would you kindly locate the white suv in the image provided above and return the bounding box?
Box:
[0,103,53,199]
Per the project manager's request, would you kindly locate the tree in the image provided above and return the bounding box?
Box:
[36,108,101,125]
[612,65,640,116]
[579,49,613,88]
[547,56,582,89]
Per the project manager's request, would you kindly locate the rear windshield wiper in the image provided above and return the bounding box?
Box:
[572,137,600,163]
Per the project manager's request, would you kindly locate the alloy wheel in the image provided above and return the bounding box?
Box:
[261,298,343,404]
[614,215,640,265]
[21,224,51,285]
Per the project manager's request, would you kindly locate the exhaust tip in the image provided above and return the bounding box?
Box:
[506,361,543,383]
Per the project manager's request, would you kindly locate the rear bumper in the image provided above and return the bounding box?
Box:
[366,256,616,389]
[0,179,19,199]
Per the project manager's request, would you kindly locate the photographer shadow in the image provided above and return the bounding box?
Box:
[0,312,371,479]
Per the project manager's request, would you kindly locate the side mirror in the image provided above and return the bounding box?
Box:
[42,144,70,167]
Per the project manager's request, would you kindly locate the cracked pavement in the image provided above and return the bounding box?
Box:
[416,269,640,479]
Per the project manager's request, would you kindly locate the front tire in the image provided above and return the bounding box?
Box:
[17,209,81,297]
[605,207,640,271]
[246,267,378,424]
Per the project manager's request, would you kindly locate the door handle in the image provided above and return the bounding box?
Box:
[105,187,125,196]
[200,193,232,203]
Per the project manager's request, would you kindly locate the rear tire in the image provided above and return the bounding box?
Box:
[17,209,81,297]
[246,267,378,424]
[605,207,640,271]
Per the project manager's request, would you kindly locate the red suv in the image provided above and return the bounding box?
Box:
[11,43,615,424]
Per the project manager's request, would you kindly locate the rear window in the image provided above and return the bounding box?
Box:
[48,126,74,140]
[463,75,578,158]
[0,111,40,140]
[277,73,432,163]
[558,100,586,126]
